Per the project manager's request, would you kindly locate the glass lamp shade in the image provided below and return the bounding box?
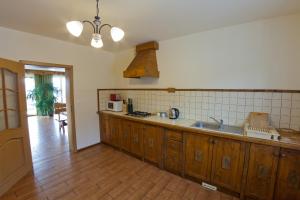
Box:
[110,27,125,42]
[91,33,103,48]
[66,21,83,37]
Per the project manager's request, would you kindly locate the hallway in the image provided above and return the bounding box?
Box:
[28,116,69,166]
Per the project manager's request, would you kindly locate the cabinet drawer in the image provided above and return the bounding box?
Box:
[166,130,183,142]
[166,148,180,160]
[166,140,182,152]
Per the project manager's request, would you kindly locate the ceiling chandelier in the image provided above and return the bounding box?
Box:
[66,0,124,48]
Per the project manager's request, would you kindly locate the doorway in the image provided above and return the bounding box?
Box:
[21,61,77,162]
[0,58,77,196]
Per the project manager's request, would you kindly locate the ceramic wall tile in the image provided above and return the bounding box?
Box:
[263,93,272,100]
[99,90,299,130]
[292,93,300,101]
[272,99,282,107]
[254,92,263,99]
[282,93,292,100]
[272,93,282,100]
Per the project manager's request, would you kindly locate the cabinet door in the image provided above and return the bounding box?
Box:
[165,139,182,174]
[143,125,163,164]
[121,120,131,152]
[110,118,120,147]
[100,114,112,144]
[275,149,300,200]
[130,122,144,157]
[211,138,245,192]
[185,133,213,182]
[245,144,279,200]
[99,113,106,141]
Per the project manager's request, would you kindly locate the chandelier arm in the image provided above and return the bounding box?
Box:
[99,23,112,34]
[82,20,96,33]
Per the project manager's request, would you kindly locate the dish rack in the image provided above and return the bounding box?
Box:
[244,123,280,141]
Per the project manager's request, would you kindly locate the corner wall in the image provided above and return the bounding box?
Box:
[113,13,300,90]
[0,27,116,149]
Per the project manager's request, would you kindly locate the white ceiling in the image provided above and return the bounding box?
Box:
[0,0,300,52]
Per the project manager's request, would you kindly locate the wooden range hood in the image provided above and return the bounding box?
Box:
[123,41,159,78]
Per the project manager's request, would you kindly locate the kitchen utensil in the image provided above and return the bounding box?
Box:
[248,112,269,129]
[127,98,133,113]
[110,94,121,101]
[126,111,151,118]
[157,112,168,118]
[169,108,179,119]
[107,101,122,112]
[245,123,280,141]
[122,100,127,112]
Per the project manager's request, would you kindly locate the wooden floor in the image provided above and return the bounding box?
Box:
[28,116,69,164]
[1,117,238,200]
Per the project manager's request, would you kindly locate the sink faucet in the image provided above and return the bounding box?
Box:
[209,116,224,129]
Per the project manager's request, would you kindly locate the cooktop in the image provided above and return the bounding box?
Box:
[126,111,151,118]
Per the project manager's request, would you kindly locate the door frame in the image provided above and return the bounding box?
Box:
[20,60,77,152]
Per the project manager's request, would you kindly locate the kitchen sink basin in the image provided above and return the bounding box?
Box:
[191,121,244,135]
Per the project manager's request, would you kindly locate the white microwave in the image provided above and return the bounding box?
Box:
[107,101,123,112]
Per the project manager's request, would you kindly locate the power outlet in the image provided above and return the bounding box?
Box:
[201,182,217,191]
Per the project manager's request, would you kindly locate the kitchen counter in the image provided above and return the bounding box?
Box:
[100,110,300,151]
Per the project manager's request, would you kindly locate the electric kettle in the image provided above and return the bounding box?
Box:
[169,108,180,119]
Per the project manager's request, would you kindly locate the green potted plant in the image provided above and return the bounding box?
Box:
[27,83,59,116]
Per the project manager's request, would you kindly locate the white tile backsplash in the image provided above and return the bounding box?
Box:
[99,90,300,131]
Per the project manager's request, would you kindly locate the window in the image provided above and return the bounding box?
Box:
[25,75,36,115]
[53,75,66,103]
[0,68,20,130]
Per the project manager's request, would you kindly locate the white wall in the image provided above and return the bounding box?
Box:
[0,27,116,149]
[1,13,300,148]
[113,13,300,90]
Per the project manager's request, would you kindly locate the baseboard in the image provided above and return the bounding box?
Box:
[77,142,101,152]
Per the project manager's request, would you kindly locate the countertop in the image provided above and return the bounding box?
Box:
[100,110,300,151]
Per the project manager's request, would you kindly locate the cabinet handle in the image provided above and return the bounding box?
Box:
[281,153,287,158]
[287,170,300,189]
[257,164,270,178]
[134,136,139,143]
[222,156,231,170]
[149,139,153,147]
[194,150,202,162]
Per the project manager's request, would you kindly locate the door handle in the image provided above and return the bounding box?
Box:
[194,150,202,162]
[149,139,153,147]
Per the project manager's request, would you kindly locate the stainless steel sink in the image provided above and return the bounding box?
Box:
[191,121,243,135]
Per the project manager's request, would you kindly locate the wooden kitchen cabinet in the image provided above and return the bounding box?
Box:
[274,149,300,200]
[130,122,144,157]
[164,130,183,175]
[245,144,279,200]
[100,115,120,147]
[143,125,163,165]
[185,133,213,182]
[100,113,112,144]
[99,111,300,200]
[120,120,132,152]
[210,138,245,193]
[110,117,120,147]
